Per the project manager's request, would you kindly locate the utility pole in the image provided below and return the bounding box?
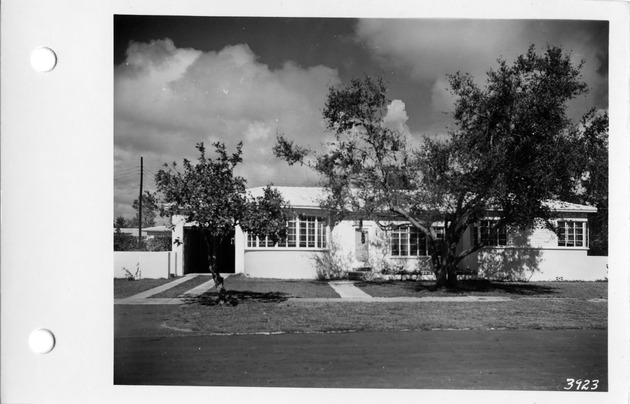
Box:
[138,156,143,249]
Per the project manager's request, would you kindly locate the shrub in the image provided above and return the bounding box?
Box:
[114,231,140,251]
[312,235,352,280]
[146,235,172,251]
[122,264,141,280]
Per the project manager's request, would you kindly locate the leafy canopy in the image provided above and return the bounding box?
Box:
[275,45,607,262]
[156,142,291,243]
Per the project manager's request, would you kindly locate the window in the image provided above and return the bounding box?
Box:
[278,218,297,247]
[475,220,507,246]
[434,227,445,241]
[390,226,427,257]
[557,221,588,247]
[247,215,327,249]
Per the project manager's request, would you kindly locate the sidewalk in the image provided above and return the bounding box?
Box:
[320,280,513,302]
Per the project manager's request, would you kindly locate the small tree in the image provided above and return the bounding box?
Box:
[275,45,607,289]
[155,142,291,301]
[130,191,158,228]
[114,215,131,229]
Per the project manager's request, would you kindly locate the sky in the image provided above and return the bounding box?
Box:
[114,16,608,223]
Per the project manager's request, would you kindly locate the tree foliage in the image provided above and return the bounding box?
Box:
[566,110,609,255]
[114,215,131,229]
[130,191,158,228]
[275,45,608,288]
[113,229,139,251]
[155,142,291,294]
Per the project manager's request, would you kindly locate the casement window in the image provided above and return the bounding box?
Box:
[390,226,427,257]
[247,215,327,249]
[434,227,445,241]
[557,220,588,247]
[475,220,508,246]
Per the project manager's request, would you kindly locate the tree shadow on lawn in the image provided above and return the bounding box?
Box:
[182,290,291,306]
[358,279,559,297]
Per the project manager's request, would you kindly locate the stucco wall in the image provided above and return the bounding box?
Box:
[177,213,606,281]
[459,248,608,281]
[243,249,322,279]
[113,251,176,279]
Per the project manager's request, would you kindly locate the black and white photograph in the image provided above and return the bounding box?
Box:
[113,15,610,390]
[2,1,629,403]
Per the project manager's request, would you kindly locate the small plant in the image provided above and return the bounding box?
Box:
[312,234,352,280]
[122,263,142,281]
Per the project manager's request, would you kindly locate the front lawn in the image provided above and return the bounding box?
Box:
[115,277,607,335]
[354,280,607,300]
[156,298,607,335]
[114,278,175,299]
[217,274,341,299]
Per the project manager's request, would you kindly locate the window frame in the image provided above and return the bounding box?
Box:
[246,214,328,250]
[390,226,428,257]
[474,219,508,247]
[556,220,589,248]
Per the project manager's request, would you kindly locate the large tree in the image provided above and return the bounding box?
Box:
[155,142,291,299]
[564,110,608,255]
[275,45,607,288]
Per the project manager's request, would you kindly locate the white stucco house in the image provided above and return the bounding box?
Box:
[167,186,608,282]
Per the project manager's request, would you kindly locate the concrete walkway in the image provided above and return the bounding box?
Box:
[292,295,513,303]
[115,274,221,305]
[183,277,219,297]
[316,280,513,303]
[328,281,374,299]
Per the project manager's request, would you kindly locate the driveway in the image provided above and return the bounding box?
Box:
[114,329,606,390]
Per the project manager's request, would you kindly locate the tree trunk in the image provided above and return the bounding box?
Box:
[432,239,458,290]
[446,263,458,289]
[434,255,447,289]
[204,231,226,303]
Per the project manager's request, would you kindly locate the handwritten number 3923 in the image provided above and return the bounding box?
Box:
[565,379,599,390]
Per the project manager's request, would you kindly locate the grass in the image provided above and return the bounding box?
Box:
[354,280,608,300]
[115,277,607,335]
[155,298,607,335]
[218,274,340,299]
[114,278,175,299]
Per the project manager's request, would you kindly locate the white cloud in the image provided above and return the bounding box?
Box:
[115,39,341,219]
[383,99,409,133]
[245,121,273,142]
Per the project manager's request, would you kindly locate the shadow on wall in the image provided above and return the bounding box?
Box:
[475,229,543,281]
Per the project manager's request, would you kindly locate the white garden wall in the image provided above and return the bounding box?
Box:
[114,251,178,279]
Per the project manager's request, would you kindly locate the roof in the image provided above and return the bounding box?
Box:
[114,228,146,236]
[143,225,171,232]
[247,186,596,213]
[542,200,597,213]
[247,186,326,209]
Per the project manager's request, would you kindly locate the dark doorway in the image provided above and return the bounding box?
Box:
[183,228,235,275]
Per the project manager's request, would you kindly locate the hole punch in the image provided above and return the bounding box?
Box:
[30,47,57,72]
[28,329,55,354]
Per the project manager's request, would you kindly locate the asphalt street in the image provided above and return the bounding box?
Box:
[114,329,607,390]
